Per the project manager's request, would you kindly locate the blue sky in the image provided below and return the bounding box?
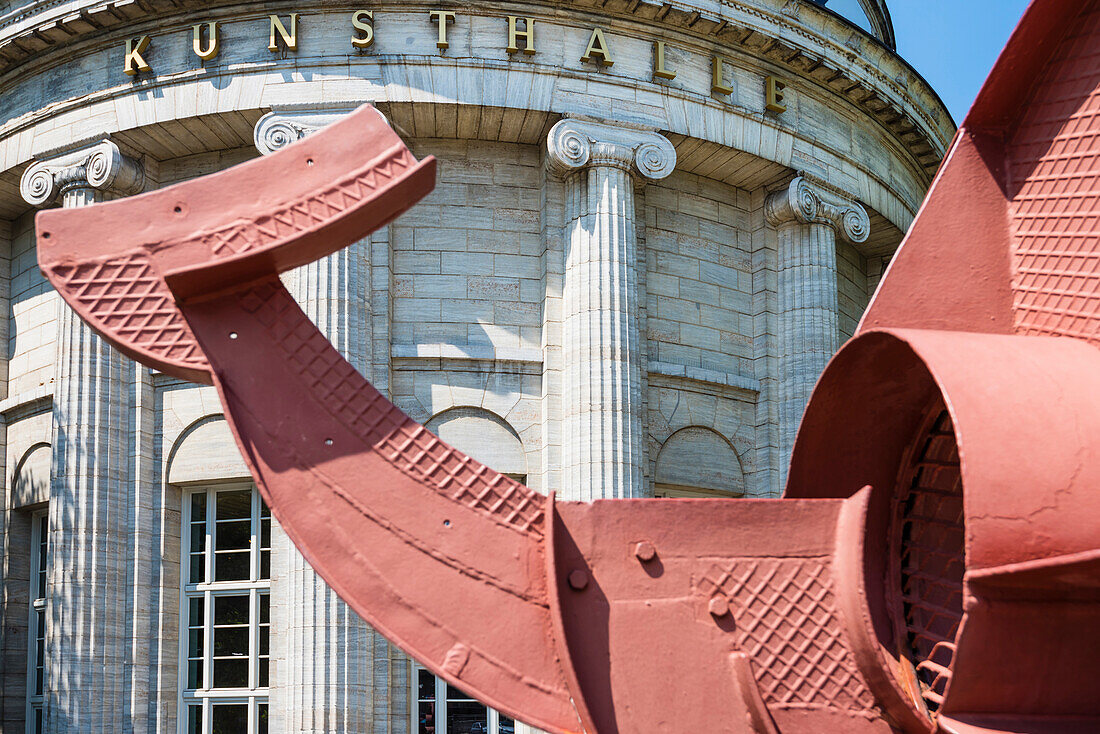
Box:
[825,0,1032,123]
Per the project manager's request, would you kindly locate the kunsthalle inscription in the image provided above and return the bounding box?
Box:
[121,11,788,114]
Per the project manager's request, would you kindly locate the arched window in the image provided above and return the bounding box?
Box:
[417,407,525,732]
[425,407,528,485]
[655,427,745,498]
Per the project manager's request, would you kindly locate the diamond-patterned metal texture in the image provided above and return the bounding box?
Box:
[1009,4,1100,342]
[201,147,414,259]
[893,409,964,712]
[239,281,546,538]
[48,251,208,371]
[699,557,875,712]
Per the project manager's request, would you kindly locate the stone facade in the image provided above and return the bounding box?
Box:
[0,1,951,732]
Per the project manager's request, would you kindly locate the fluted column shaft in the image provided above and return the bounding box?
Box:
[547,118,675,501]
[257,109,404,734]
[21,140,145,733]
[766,176,870,481]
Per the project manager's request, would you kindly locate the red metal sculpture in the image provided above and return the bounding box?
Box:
[32,0,1100,731]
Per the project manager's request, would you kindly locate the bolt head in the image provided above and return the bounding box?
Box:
[634,541,657,562]
[709,596,730,618]
[568,569,589,591]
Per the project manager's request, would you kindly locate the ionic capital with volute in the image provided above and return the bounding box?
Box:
[546,117,676,181]
[254,105,367,155]
[765,175,871,244]
[20,139,144,207]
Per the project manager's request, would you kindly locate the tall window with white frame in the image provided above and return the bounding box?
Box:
[182,485,271,734]
[413,665,515,734]
[26,510,47,734]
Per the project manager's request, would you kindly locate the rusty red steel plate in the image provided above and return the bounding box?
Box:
[33,0,1100,730]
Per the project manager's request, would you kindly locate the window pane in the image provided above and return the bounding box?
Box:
[259,593,270,624]
[418,668,435,700]
[214,551,250,581]
[259,627,270,657]
[214,595,249,626]
[446,700,489,734]
[190,552,206,584]
[189,597,204,626]
[34,708,43,734]
[447,684,475,701]
[260,551,271,580]
[188,628,204,658]
[211,703,248,733]
[37,516,48,598]
[260,517,270,549]
[258,703,269,734]
[216,490,251,520]
[259,658,270,687]
[213,626,248,657]
[417,700,436,734]
[187,660,203,690]
[212,658,249,688]
[191,492,207,522]
[499,716,515,734]
[187,705,201,734]
[190,524,206,555]
[215,520,251,552]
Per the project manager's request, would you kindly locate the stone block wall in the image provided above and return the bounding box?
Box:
[645,170,754,377]
[393,140,543,355]
[8,212,56,397]
[837,239,870,342]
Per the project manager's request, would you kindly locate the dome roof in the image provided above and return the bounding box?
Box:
[811,0,896,49]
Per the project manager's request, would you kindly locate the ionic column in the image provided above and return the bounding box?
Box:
[21,140,145,733]
[256,109,404,734]
[546,118,676,501]
[765,176,869,480]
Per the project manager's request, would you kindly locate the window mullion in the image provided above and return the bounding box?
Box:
[438,674,447,734]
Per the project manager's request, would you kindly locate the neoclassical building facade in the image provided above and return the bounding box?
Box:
[0,0,952,732]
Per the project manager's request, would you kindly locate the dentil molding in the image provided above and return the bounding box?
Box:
[765,175,870,243]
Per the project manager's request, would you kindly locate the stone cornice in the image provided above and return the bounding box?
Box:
[0,1,952,180]
[546,117,676,181]
[20,138,144,206]
[765,175,870,243]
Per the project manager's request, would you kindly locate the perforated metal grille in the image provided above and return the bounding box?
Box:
[895,409,965,712]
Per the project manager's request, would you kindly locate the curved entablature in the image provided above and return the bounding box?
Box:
[0,0,951,190]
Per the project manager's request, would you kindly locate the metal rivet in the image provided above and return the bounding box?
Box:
[229,332,238,340]
[324,438,334,446]
[634,541,656,562]
[708,596,730,618]
[568,569,588,591]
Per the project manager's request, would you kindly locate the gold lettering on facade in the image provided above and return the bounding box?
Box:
[192,22,219,61]
[654,40,676,80]
[765,76,787,113]
[581,28,614,66]
[429,10,456,50]
[711,55,733,95]
[352,10,374,49]
[268,14,299,52]
[124,36,152,76]
[506,16,535,55]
